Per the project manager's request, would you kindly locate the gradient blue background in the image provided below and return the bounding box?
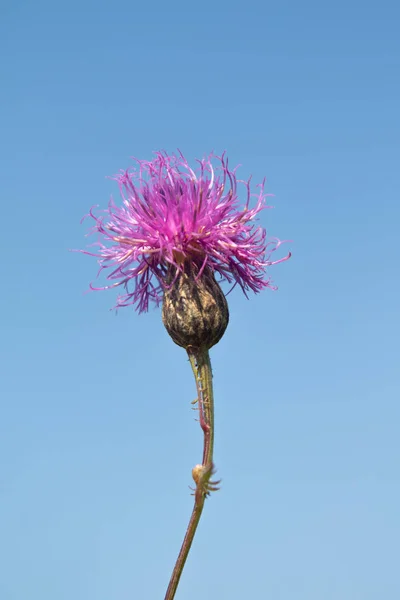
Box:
[1,1,399,599]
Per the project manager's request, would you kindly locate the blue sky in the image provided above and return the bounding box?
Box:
[1,1,399,599]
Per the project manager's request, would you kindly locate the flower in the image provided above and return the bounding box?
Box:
[81,151,290,312]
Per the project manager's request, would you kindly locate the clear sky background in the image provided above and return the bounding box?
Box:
[1,1,399,599]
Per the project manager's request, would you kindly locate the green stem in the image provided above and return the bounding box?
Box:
[163,348,217,600]
[188,349,214,468]
[163,495,205,600]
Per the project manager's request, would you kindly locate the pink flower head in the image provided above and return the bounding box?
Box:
[82,151,290,312]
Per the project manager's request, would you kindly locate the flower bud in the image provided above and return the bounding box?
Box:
[162,267,229,350]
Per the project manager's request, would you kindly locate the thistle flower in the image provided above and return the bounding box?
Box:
[79,150,290,600]
[82,151,290,319]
